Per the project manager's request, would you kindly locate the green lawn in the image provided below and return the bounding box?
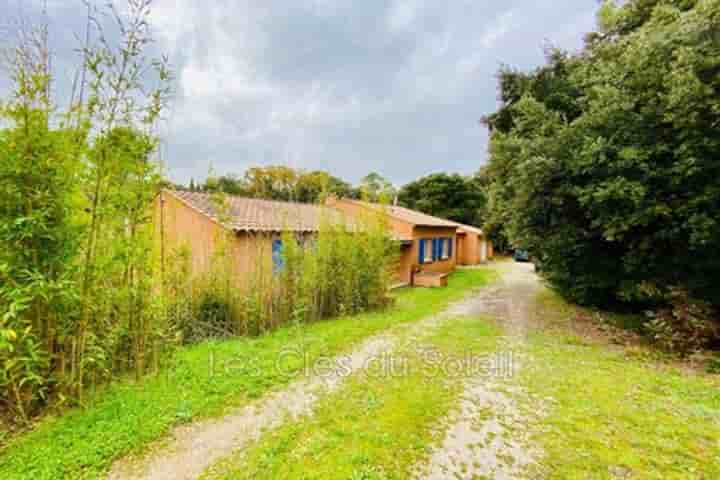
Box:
[201,315,501,480]
[0,269,496,480]
[521,291,720,479]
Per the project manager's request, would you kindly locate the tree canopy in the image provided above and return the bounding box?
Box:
[358,172,396,202]
[484,0,720,308]
[197,166,358,203]
[398,173,486,226]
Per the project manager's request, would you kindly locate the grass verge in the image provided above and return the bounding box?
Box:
[201,315,501,480]
[0,268,496,480]
[523,290,720,479]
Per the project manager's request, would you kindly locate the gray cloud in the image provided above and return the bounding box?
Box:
[1,0,599,185]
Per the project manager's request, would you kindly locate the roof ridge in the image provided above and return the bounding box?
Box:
[171,189,325,209]
[163,188,229,230]
[337,197,458,227]
[164,188,353,233]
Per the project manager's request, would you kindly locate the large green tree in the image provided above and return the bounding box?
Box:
[398,173,486,226]
[485,0,720,308]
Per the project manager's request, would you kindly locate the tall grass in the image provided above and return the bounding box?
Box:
[168,200,398,343]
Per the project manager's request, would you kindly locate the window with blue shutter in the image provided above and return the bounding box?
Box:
[272,239,284,273]
[438,237,447,260]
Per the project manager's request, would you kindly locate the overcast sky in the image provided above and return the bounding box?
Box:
[2,0,600,186]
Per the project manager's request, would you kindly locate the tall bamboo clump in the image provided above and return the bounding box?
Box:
[270,204,397,328]
[0,0,172,424]
[175,199,398,342]
[277,206,397,325]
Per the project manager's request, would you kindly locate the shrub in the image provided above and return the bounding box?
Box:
[707,356,720,375]
[484,0,720,310]
[177,293,234,344]
[169,202,397,344]
[644,289,719,356]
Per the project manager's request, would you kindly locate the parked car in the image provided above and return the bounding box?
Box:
[513,249,530,262]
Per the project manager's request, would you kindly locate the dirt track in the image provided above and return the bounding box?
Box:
[415,261,543,479]
[109,262,543,480]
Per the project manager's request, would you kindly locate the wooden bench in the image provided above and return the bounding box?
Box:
[413,271,449,288]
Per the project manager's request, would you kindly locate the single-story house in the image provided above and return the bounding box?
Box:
[325,198,460,287]
[155,189,356,287]
[456,224,493,265]
[156,190,492,290]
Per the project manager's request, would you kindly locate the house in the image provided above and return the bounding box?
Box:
[156,189,491,291]
[326,198,460,287]
[155,189,356,287]
[456,224,493,265]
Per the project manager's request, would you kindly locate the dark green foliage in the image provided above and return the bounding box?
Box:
[485,0,720,311]
[183,293,234,343]
[398,173,486,226]
[645,289,719,355]
[483,50,582,134]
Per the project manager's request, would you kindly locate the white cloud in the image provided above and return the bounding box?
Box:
[387,0,422,31]
[479,9,517,48]
[142,0,599,184]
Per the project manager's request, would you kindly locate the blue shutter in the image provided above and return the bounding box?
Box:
[432,238,439,261]
[272,239,284,273]
[418,239,425,264]
[448,237,453,258]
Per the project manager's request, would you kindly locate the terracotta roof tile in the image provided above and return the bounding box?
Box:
[341,199,461,228]
[167,190,355,233]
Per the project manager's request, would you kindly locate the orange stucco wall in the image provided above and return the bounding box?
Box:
[155,191,276,289]
[396,244,415,285]
[327,199,458,285]
[457,233,479,265]
[326,198,414,240]
[457,231,492,265]
[412,226,458,278]
[157,194,465,290]
[393,228,457,285]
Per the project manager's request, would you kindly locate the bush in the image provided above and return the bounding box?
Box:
[707,356,720,375]
[171,203,397,343]
[644,289,719,356]
[177,293,235,344]
[484,0,720,311]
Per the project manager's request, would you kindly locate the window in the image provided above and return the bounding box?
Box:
[419,237,453,264]
[272,239,284,273]
[441,238,450,260]
[423,239,433,263]
[419,239,433,264]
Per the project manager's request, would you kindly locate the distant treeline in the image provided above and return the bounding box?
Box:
[172,167,490,229]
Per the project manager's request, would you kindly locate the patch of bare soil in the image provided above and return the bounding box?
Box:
[415,262,546,480]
